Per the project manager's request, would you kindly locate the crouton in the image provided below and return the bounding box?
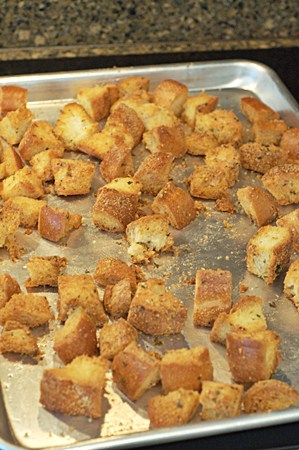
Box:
[126,214,174,263]
[142,124,186,158]
[185,132,219,156]
[25,255,67,288]
[226,330,280,383]
[54,307,98,364]
[160,347,213,392]
[40,355,108,418]
[30,148,64,182]
[112,341,160,401]
[3,196,46,228]
[0,208,20,259]
[38,205,82,242]
[78,127,134,160]
[148,389,200,428]
[135,152,174,195]
[283,258,299,310]
[199,381,243,420]
[105,104,145,147]
[0,293,53,327]
[181,92,218,129]
[209,312,232,345]
[237,186,279,227]
[194,109,243,147]
[51,158,95,196]
[243,380,298,413]
[0,85,28,116]
[246,225,292,284]
[152,79,188,116]
[262,164,299,205]
[205,144,241,187]
[111,91,151,115]
[240,97,279,123]
[0,320,39,357]
[118,76,150,97]
[103,278,132,318]
[0,106,34,145]
[127,278,187,335]
[214,196,236,214]
[54,102,99,151]
[277,208,299,252]
[100,146,134,183]
[93,257,137,292]
[253,119,288,145]
[57,274,108,326]
[185,165,229,200]
[99,317,138,360]
[0,273,21,308]
[136,103,180,131]
[0,144,23,179]
[1,166,44,200]
[280,127,299,160]
[152,181,196,229]
[193,269,232,327]
[239,142,285,174]
[77,83,119,121]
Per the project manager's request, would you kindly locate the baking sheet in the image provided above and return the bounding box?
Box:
[0,60,298,450]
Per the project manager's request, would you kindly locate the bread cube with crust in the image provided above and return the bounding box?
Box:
[52,158,95,196]
[0,85,28,116]
[0,320,39,357]
[54,102,99,151]
[240,97,279,123]
[136,103,180,131]
[111,90,151,115]
[25,255,67,288]
[0,293,53,327]
[0,208,20,260]
[181,92,218,129]
[239,142,285,174]
[38,205,82,242]
[246,225,292,284]
[199,381,243,420]
[112,341,160,401]
[277,208,299,252]
[193,269,232,327]
[0,106,34,145]
[237,186,279,227]
[57,274,108,326]
[0,273,21,308]
[226,330,281,383]
[100,146,134,183]
[148,389,200,429]
[243,379,298,413]
[99,317,138,360]
[93,257,137,292]
[253,119,288,145]
[77,83,119,121]
[142,124,186,158]
[152,79,188,116]
[185,131,219,156]
[54,307,98,364]
[195,109,243,147]
[1,166,44,200]
[103,278,132,318]
[205,144,241,187]
[283,258,299,310]
[185,165,229,200]
[280,128,299,161]
[135,152,174,195]
[127,278,187,335]
[19,120,64,161]
[3,196,47,228]
[160,347,213,392]
[30,148,64,182]
[40,355,108,418]
[118,76,150,97]
[105,104,145,147]
[0,144,23,179]
[262,164,299,205]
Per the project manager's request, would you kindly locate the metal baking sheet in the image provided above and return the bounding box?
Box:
[0,60,298,450]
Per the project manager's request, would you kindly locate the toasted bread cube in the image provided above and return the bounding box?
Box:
[152,181,196,229]
[0,85,28,116]
[142,124,186,158]
[0,208,20,255]
[280,128,299,160]
[99,317,138,360]
[0,273,21,308]
[277,209,299,252]
[160,347,213,392]
[243,380,298,413]
[52,158,95,196]
[136,103,179,131]
[40,355,108,418]
[58,274,108,326]
[38,205,82,242]
[262,164,299,205]
[148,388,200,429]
[193,269,232,327]
[185,165,229,200]
[253,119,288,145]
[200,381,243,420]
[3,196,46,228]
[181,92,218,129]
[0,320,39,356]
[30,148,64,182]
[25,255,67,288]
[205,144,241,187]
[239,142,285,174]
[0,106,34,145]
[0,293,53,327]
[284,258,299,310]
[112,341,160,401]
[54,307,98,364]
[1,166,44,200]
[1,144,23,179]
[185,132,219,156]
[226,330,280,383]
[126,214,174,263]
[103,278,132,318]
[246,225,292,284]
[195,109,243,147]
[127,278,187,335]
[77,83,119,121]
[240,97,279,123]
[105,104,145,147]
[111,90,151,115]
[118,76,150,97]
[237,186,279,227]
[94,257,137,292]
[152,79,188,116]
[54,102,99,151]
[210,312,232,345]
[19,120,64,161]
[100,146,134,183]
[135,152,174,195]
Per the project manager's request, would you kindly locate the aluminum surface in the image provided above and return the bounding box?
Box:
[0,60,298,450]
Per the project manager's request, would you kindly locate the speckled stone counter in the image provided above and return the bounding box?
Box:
[0,0,298,60]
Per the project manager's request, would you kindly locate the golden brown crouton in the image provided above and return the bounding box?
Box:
[280,127,299,160]
[77,83,119,121]
[237,186,279,227]
[205,144,241,187]
[160,347,213,392]
[152,181,196,229]
[135,152,174,195]
[136,103,180,131]
[226,330,280,383]
[199,381,243,420]
[112,341,160,401]
[0,85,28,116]
[246,225,292,284]
[118,76,150,97]
[262,164,299,205]
[38,205,82,242]
[99,317,138,360]
[148,389,200,429]
[54,307,98,364]
[0,208,20,260]
[52,158,95,196]
[103,278,132,319]
[30,148,64,182]
[283,258,299,310]
[0,320,39,357]
[277,208,299,252]
[0,106,34,145]
[1,166,44,200]
[142,124,186,158]
[57,274,108,326]
[240,97,279,123]
[0,293,53,327]
[111,90,151,115]
[0,273,21,308]
[127,278,187,335]
[3,196,47,228]
[243,380,298,413]
[239,142,285,174]
[185,165,229,200]
[0,144,23,179]
[209,312,232,345]
[185,132,219,156]
[105,103,145,147]
[93,257,137,292]
[100,146,134,183]
[253,119,288,145]
[40,355,108,418]
[78,127,134,160]
[195,109,243,147]
[193,269,232,327]
[181,92,218,129]
[25,255,67,288]
[152,79,188,116]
